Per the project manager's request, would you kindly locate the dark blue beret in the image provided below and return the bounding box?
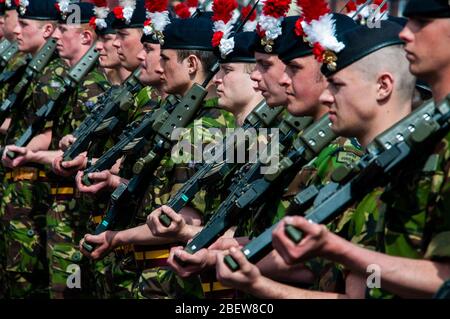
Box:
[162,16,214,51]
[321,20,404,77]
[277,14,357,63]
[57,1,95,24]
[403,0,450,18]
[217,31,256,63]
[17,0,59,21]
[112,0,146,29]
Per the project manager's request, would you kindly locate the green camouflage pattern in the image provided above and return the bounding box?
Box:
[46,65,109,298]
[131,97,236,299]
[87,86,159,299]
[314,131,450,298]
[0,51,30,103]
[235,137,363,239]
[0,56,67,298]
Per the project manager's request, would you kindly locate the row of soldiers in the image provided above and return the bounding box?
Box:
[0,0,449,299]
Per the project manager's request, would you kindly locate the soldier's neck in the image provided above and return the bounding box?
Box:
[67,46,91,68]
[430,70,450,104]
[359,100,412,148]
[106,67,131,86]
[235,96,264,127]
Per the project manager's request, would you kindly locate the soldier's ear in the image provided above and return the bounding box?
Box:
[43,23,56,38]
[80,29,94,46]
[376,72,394,102]
[186,54,200,76]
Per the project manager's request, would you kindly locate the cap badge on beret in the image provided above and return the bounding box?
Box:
[113,0,136,24]
[55,0,71,20]
[256,0,291,53]
[142,0,170,45]
[296,0,346,71]
[90,0,109,30]
[211,0,239,59]
[16,0,29,16]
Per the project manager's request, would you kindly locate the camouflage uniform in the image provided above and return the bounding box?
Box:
[130,98,236,299]
[328,131,450,298]
[0,55,66,298]
[233,136,362,296]
[45,66,109,299]
[89,86,159,299]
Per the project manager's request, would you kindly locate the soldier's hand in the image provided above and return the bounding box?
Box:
[79,231,118,260]
[147,205,188,239]
[2,145,31,168]
[59,134,76,151]
[53,153,87,177]
[76,170,120,194]
[167,246,212,278]
[209,236,249,251]
[216,247,261,290]
[272,216,330,265]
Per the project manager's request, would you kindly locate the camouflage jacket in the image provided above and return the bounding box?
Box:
[0,51,30,103]
[235,137,363,239]
[135,97,236,222]
[49,66,110,151]
[328,130,450,298]
[3,55,66,146]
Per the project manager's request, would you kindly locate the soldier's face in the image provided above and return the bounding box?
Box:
[14,19,47,54]
[280,56,327,117]
[400,17,450,81]
[137,43,163,86]
[53,24,82,61]
[251,52,288,107]
[320,66,376,142]
[96,34,121,69]
[4,10,18,41]
[0,16,5,39]
[213,63,260,113]
[113,28,143,71]
[158,49,191,95]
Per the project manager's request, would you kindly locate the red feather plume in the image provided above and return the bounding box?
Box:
[145,0,168,13]
[373,0,388,12]
[212,0,238,23]
[240,5,256,22]
[186,0,199,7]
[174,3,191,18]
[297,0,330,23]
[262,0,291,19]
[91,0,108,7]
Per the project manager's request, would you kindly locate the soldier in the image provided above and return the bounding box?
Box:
[0,1,5,41]
[267,1,450,298]
[3,1,110,298]
[167,3,360,296]
[0,0,29,132]
[80,13,236,299]
[0,0,62,298]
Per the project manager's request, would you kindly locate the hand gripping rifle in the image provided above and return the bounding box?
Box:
[183,115,336,256]
[6,44,100,159]
[62,68,143,161]
[224,98,446,270]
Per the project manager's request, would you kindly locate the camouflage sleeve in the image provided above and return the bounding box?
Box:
[169,99,236,218]
[0,52,29,102]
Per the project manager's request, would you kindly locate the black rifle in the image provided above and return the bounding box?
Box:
[0,42,29,83]
[0,39,11,55]
[224,98,446,270]
[62,68,143,161]
[0,38,57,125]
[6,44,100,159]
[184,115,336,255]
[158,101,285,227]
